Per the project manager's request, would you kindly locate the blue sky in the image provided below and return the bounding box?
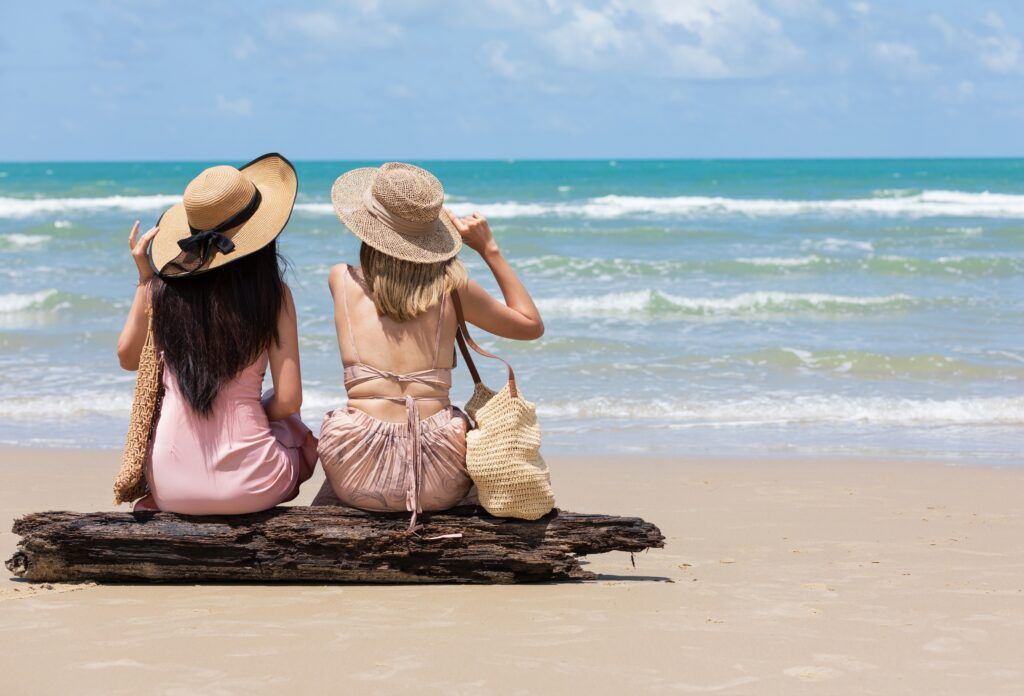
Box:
[3,1,1024,160]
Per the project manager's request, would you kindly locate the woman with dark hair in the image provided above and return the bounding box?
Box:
[313,163,544,529]
[116,154,316,514]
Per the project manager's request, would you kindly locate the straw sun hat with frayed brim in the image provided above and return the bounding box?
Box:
[148,153,297,278]
[331,162,462,263]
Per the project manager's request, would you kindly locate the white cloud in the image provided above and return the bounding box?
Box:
[982,11,1005,31]
[477,0,565,27]
[872,41,933,79]
[216,96,253,117]
[268,6,404,48]
[850,1,870,15]
[930,11,1024,75]
[977,33,1023,74]
[937,78,977,104]
[928,14,956,43]
[280,11,343,41]
[767,0,838,26]
[539,0,802,80]
[485,41,529,80]
[544,4,631,70]
[653,0,803,79]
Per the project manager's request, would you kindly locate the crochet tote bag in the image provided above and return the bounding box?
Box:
[113,312,163,504]
[452,292,554,520]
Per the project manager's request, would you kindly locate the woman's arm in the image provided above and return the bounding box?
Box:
[444,209,544,340]
[116,221,160,370]
[265,283,303,420]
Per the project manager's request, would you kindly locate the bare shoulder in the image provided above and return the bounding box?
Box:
[460,278,489,301]
[280,281,296,315]
[328,263,354,286]
[327,264,350,293]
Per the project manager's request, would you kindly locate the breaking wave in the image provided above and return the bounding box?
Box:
[534,290,917,318]
[3,391,1020,430]
[0,195,181,218]
[7,189,1024,220]
[514,254,1023,279]
[538,395,1024,427]
[448,190,1024,219]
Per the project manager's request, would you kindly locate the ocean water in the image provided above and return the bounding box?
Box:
[1,159,1022,462]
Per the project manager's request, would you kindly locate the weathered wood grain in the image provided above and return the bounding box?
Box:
[6,506,664,584]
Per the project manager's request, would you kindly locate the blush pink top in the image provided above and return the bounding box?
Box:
[314,265,473,530]
[141,352,317,515]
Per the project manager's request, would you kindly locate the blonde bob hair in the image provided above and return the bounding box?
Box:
[359,242,468,322]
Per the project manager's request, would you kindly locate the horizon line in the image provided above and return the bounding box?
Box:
[4,155,1024,165]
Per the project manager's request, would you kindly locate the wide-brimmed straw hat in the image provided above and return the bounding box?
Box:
[149,153,297,278]
[331,162,462,263]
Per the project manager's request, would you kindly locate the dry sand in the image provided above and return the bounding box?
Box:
[1,446,1023,694]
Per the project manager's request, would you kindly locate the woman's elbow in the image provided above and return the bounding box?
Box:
[117,345,139,371]
[277,393,303,416]
[521,318,545,340]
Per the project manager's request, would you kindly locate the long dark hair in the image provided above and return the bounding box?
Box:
[152,241,284,415]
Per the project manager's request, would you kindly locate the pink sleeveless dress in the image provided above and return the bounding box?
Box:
[313,266,474,530]
[136,352,317,515]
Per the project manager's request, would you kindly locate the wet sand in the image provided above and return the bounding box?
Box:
[2,447,1023,694]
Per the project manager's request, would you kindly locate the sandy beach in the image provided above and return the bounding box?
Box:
[1,447,1021,694]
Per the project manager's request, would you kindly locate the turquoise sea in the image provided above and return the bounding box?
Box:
[0,159,1022,462]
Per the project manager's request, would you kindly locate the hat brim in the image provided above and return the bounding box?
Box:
[331,167,462,264]
[148,153,298,278]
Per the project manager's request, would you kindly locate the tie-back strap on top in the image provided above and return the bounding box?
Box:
[338,265,452,532]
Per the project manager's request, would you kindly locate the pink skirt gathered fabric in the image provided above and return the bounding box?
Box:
[137,353,317,515]
[313,405,473,512]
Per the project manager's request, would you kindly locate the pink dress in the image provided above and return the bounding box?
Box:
[137,352,317,515]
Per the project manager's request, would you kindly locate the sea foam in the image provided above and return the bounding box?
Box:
[0,233,52,249]
[450,190,1024,219]
[4,390,1020,429]
[538,395,1024,427]
[6,189,1024,219]
[0,289,59,313]
[534,289,916,318]
[0,194,181,218]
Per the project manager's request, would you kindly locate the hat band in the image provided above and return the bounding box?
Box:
[159,187,262,277]
[186,186,263,238]
[362,188,436,236]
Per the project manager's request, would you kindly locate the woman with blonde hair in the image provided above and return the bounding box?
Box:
[313,163,543,529]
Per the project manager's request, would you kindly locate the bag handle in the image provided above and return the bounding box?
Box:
[451,290,518,398]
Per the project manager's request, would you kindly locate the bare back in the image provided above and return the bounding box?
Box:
[330,264,458,422]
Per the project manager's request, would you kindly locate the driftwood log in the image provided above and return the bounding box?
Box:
[6,506,664,584]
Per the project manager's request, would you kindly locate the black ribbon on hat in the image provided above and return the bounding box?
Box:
[176,228,237,257]
[159,187,262,277]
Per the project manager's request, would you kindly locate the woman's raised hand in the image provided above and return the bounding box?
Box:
[443,207,544,339]
[117,221,160,369]
[445,209,498,257]
[128,220,160,283]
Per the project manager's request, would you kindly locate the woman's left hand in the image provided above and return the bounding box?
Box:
[128,220,160,284]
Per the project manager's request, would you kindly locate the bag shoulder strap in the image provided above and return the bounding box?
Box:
[144,292,163,367]
[451,290,518,398]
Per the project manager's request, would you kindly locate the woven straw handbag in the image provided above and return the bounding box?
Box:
[112,311,163,504]
[451,292,555,520]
